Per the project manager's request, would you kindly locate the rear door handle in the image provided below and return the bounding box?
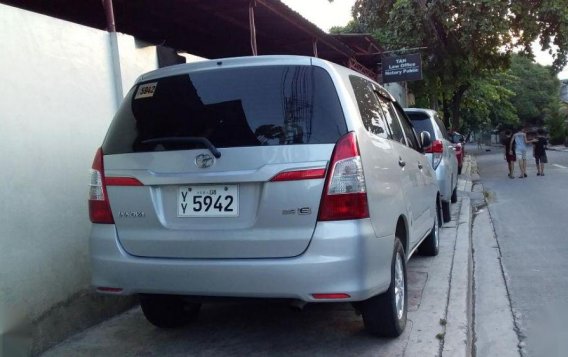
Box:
[398,158,406,167]
[418,162,423,170]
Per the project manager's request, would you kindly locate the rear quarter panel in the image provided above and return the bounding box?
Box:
[315,61,406,240]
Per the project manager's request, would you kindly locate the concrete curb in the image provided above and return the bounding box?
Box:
[442,156,474,357]
[470,182,520,357]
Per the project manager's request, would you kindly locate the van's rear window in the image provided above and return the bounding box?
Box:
[102,65,347,154]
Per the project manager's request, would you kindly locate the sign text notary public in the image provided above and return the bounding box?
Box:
[381,54,422,83]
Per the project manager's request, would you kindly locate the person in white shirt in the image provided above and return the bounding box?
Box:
[509,127,531,178]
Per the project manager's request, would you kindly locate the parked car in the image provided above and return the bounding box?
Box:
[404,108,458,223]
[89,55,441,337]
[449,131,465,174]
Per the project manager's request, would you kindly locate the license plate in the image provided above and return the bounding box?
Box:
[178,184,239,217]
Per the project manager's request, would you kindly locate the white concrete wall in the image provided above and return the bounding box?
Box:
[0,4,157,353]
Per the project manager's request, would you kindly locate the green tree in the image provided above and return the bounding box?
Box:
[460,73,518,134]
[506,55,561,125]
[336,0,568,131]
[544,99,567,145]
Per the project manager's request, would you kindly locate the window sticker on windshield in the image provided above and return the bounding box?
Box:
[135,82,157,99]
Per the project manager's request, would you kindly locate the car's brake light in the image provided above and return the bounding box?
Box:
[89,148,114,224]
[88,148,143,223]
[270,168,326,182]
[106,177,144,186]
[424,139,444,169]
[424,139,444,154]
[312,293,351,299]
[318,132,369,221]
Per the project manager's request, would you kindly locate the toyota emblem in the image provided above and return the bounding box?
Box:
[195,153,215,169]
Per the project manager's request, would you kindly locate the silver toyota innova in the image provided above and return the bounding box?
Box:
[89,55,441,337]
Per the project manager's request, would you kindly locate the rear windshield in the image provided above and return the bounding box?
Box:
[103,65,347,154]
[405,112,434,138]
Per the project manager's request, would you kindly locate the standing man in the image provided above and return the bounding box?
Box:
[503,130,516,178]
[510,127,530,178]
[533,128,548,176]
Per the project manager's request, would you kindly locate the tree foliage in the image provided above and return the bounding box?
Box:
[335,0,568,131]
[456,55,562,135]
[506,55,561,125]
[460,73,518,133]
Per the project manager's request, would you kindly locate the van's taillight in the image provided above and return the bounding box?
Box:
[318,132,369,221]
[89,148,114,224]
[88,148,143,224]
[424,139,444,169]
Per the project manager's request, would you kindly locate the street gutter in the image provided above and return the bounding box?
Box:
[441,156,474,357]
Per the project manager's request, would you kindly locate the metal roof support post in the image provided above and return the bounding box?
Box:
[249,0,258,56]
[313,38,318,57]
[102,0,124,108]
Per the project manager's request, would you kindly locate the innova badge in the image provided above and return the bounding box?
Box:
[195,153,215,169]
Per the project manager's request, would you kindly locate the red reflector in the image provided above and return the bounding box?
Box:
[89,200,114,224]
[270,168,326,182]
[106,177,144,186]
[425,140,444,153]
[96,287,123,293]
[312,293,351,299]
[318,192,369,221]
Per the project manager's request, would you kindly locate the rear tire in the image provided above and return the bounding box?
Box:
[442,200,451,223]
[451,186,458,203]
[140,294,201,328]
[420,206,440,256]
[357,238,407,337]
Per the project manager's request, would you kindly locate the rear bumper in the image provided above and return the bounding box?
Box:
[90,220,394,302]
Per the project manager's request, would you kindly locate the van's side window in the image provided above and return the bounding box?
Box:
[376,95,406,145]
[349,76,389,139]
[435,114,450,140]
[390,102,420,151]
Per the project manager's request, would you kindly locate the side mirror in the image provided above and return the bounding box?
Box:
[420,131,432,149]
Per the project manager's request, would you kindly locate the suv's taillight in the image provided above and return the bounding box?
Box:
[318,132,369,221]
[88,148,143,223]
[89,148,114,224]
[424,139,444,169]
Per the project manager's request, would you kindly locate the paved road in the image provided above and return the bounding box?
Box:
[473,145,568,357]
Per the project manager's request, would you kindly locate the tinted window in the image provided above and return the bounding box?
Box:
[405,112,435,138]
[392,104,420,150]
[434,115,450,140]
[103,66,347,154]
[377,96,406,145]
[349,76,389,139]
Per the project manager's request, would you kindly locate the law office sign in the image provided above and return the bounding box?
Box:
[381,53,422,83]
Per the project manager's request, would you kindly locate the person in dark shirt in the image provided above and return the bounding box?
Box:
[533,128,548,176]
[503,130,516,178]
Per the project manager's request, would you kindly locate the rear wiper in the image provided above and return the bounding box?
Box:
[141,137,222,158]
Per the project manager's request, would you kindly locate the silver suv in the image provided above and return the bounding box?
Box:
[89,56,441,337]
[404,108,458,222]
